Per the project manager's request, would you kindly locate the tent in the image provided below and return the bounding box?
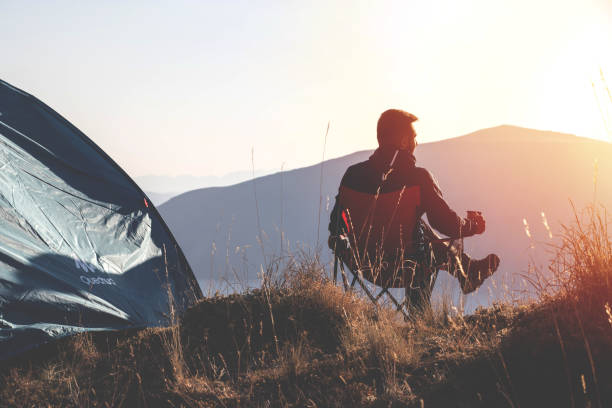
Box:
[0,79,202,360]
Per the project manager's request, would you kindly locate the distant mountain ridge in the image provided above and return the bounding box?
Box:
[159,125,612,308]
[136,169,273,205]
[143,191,177,206]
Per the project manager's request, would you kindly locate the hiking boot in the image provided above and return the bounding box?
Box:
[459,253,500,294]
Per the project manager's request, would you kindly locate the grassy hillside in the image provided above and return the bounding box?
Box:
[1,206,611,407]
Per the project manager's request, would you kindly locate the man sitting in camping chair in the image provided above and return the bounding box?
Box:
[328,109,500,314]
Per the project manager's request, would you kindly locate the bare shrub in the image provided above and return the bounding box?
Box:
[546,203,612,318]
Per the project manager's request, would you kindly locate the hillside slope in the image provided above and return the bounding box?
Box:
[2,262,610,407]
[159,126,612,308]
[3,203,611,406]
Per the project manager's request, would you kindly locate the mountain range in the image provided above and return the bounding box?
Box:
[158,126,612,309]
[136,170,272,205]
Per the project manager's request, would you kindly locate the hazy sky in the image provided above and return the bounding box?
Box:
[2,1,611,177]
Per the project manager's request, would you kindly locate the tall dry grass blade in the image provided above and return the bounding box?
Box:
[280,161,285,254]
[574,309,602,408]
[162,243,188,382]
[251,147,266,262]
[551,307,576,408]
[592,80,611,136]
[262,265,281,357]
[602,67,612,104]
[316,121,330,247]
[605,302,612,327]
[497,349,520,408]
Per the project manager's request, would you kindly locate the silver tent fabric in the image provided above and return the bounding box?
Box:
[0,79,201,360]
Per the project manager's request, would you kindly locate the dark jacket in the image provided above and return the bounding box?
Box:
[329,147,477,241]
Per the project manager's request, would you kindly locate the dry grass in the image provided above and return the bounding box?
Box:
[0,258,511,407]
[2,205,612,407]
[523,202,612,408]
[546,203,612,308]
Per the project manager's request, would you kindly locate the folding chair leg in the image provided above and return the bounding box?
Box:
[403,266,415,317]
[385,290,410,320]
[336,260,410,320]
[333,255,339,285]
[375,287,389,301]
[352,272,379,304]
[338,261,350,291]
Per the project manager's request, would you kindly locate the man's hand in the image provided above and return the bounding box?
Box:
[465,210,486,235]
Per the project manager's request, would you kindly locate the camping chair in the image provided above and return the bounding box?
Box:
[331,184,464,319]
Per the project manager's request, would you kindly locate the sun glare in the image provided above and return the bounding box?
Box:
[535,23,612,142]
